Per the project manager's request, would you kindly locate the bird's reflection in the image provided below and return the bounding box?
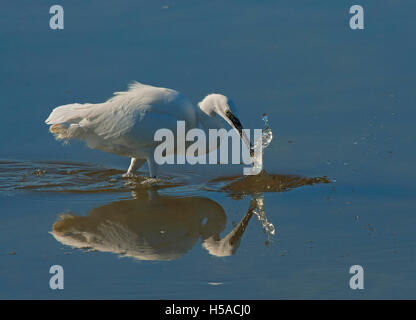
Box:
[51,191,258,261]
[51,172,329,261]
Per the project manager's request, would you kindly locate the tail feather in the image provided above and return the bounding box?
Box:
[46,103,93,141]
[45,103,93,125]
[49,123,85,141]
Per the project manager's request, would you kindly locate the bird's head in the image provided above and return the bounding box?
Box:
[199,94,254,157]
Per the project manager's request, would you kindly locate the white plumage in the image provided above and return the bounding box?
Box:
[46,82,251,177]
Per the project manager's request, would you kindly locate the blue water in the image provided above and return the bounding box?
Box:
[0,1,415,299]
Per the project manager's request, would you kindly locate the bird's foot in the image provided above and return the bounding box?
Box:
[122,172,135,178]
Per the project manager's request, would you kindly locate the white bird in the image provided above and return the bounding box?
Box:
[45,82,253,178]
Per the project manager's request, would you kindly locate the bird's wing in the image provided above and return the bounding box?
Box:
[84,83,198,145]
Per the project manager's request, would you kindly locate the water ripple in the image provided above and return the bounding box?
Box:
[0,160,330,198]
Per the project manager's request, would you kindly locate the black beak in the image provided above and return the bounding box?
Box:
[226,111,254,157]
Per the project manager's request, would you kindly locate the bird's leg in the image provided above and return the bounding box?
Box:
[123,158,145,177]
[147,157,158,178]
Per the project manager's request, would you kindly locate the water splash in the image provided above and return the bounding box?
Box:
[260,113,273,149]
[247,114,273,175]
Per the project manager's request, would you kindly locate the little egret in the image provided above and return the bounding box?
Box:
[45,82,253,177]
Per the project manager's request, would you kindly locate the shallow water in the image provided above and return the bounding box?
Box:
[1,1,416,299]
